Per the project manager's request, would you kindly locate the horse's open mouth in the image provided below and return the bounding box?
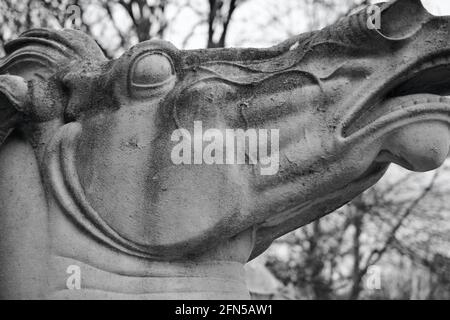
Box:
[261,60,450,229]
[342,56,450,172]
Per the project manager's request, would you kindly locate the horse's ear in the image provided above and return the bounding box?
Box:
[0,75,30,145]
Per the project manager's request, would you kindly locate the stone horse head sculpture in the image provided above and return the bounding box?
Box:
[0,0,449,299]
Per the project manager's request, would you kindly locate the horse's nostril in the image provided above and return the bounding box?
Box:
[376,0,429,41]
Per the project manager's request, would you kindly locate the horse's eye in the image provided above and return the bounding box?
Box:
[131,52,174,87]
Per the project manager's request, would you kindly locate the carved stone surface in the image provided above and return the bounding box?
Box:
[0,0,449,299]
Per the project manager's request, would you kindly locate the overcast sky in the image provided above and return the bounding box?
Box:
[422,0,450,15]
[162,0,450,50]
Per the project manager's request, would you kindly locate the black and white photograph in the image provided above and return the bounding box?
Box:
[0,0,449,310]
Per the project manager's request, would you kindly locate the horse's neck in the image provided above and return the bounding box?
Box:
[0,134,49,299]
[0,134,251,299]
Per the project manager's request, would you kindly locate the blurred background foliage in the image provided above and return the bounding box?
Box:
[0,0,449,299]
